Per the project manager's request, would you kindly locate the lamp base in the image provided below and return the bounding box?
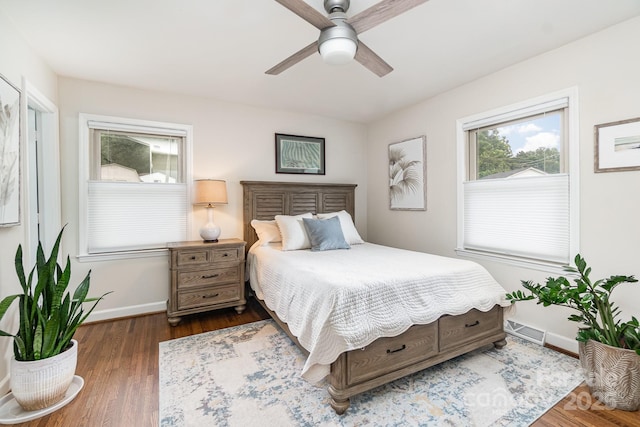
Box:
[199,223,221,242]
[199,206,221,242]
[203,239,219,243]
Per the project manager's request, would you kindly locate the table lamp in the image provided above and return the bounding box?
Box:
[193,179,228,242]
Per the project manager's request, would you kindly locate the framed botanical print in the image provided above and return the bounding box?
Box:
[0,73,21,227]
[389,135,426,210]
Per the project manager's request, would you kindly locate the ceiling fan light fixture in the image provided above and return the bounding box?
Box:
[319,38,357,65]
[318,17,358,66]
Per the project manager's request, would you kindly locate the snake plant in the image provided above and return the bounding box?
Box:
[0,226,110,361]
[506,254,640,356]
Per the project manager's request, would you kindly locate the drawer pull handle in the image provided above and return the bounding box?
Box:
[386,344,406,354]
[202,293,219,299]
[465,320,480,328]
[222,253,229,257]
[190,256,196,260]
[202,274,219,279]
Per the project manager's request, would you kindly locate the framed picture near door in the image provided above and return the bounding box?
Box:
[0,73,21,227]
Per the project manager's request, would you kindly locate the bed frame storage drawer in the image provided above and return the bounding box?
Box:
[439,306,502,351]
[346,322,438,385]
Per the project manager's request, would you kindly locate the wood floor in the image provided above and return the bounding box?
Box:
[16,297,640,426]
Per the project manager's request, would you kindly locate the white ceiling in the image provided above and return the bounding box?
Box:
[2,0,640,123]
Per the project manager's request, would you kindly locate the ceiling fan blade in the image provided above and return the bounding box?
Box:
[265,41,318,75]
[348,0,430,34]
[354,41,393,77]
[274,0,335,30]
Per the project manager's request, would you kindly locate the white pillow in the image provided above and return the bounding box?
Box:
[317,210,364,245]
[274,213,313,251]
[250,219,282,246]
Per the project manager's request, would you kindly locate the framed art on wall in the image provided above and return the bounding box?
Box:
[389,135,426,210]
[275,133,325,175]
[595,117,640,173]
[0,73,21,227]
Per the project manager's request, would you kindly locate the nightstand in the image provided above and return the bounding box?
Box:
[166,238,246,326]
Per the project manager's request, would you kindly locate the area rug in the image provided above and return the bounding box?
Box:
[159,320,583,426]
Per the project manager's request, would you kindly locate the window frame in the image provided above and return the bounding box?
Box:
[78,113,193,262]
[455,88,580,271]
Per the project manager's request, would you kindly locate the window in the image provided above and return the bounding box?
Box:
[456,89,579,268]
[79,114,192,259]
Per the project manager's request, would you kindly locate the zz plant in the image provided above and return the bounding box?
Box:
[506,254,640,355]
[0,227,109,361]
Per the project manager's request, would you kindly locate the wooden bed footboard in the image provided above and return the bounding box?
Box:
[326,305,506,414]
[254,294,506,414]
[241,181,507,414]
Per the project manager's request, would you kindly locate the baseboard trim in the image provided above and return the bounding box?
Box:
[544,331,579,356]
[86,301,167,323]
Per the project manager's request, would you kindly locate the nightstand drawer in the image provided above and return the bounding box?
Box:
[177,285,240,310]
[176,250,209,267]
[177,266,239,289]
[212,248,240,263]
[439,306,502,351]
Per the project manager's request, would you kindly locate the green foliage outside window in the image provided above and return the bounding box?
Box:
[477,130,560,179]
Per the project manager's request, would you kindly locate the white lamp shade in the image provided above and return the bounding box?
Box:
[193,179,228,206]
[193,179,227,242]
[319,38,357,65]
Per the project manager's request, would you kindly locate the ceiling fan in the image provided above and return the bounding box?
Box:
[266,0,429,77]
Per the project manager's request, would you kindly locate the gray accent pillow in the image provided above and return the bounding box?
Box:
[302,216,351,252]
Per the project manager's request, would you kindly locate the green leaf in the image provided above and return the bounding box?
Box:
[14,245,27,293]
[33,323,43,360]
[72,271,92,304]
[13,336,26,361]
[41,310,60,358]
[0,294,20,325]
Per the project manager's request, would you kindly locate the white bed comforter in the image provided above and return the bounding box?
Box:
[248,242,510,383]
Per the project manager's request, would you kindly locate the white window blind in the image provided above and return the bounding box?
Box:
[463,174,569,264]
[86,120,188,136]
[87,182,187,253]
[461,97,569,131]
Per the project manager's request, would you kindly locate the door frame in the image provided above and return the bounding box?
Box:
[22,78,61,264]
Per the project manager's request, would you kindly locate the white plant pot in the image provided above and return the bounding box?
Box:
[10,340,78,411]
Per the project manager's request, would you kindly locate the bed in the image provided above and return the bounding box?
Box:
[241,180,508,414]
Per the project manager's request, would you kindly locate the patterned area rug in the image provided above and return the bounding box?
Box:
[159,320,582,426]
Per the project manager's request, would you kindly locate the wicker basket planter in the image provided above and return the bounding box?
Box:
[10,340,78,411]
[579,339,640,411]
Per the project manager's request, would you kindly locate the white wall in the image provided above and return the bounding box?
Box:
[366,16,640,352]
[0,13,58,393]
[58,78,368,320]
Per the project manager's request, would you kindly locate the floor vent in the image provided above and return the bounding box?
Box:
[505,320,546,346]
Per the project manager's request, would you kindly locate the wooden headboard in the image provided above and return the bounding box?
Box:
[240,181,357,249]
